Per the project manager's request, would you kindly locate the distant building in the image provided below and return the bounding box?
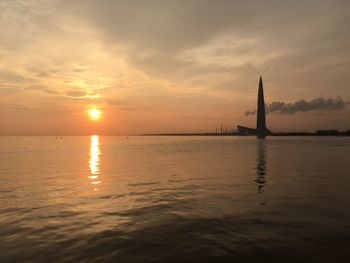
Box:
[237,76,271,138]
[237,125,257,135]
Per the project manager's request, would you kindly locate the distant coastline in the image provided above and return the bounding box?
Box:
[143,131,350,137]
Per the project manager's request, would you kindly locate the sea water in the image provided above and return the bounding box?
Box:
[1,136,350,262]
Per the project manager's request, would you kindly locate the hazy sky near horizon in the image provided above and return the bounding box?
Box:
[0,0,349,135]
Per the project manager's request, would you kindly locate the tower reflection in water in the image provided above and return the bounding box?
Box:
[255,140,267,194]
[89,135,101,191]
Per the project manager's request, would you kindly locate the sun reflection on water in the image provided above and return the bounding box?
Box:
[89,135,101,190]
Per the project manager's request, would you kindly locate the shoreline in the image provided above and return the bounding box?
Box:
[143,132,350,137]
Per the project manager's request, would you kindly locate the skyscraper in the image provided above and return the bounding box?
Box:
[257,76,267,138]
[237,76,270,137]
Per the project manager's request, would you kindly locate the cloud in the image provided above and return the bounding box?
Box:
[0,102,37,111]
[41,89,60,95]
[266,101,286,114]
[0,84,62,96]
[0,85,23,94]
[244,109,257,116]
[70,1,350,78]
[245,96,347,116]
[0,70,36,84]
[105,98,128,106]
[1,0,350,133]
[65,90,87,98]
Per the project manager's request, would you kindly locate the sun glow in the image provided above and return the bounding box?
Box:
[89,135,101,190]
[87,108,102,121]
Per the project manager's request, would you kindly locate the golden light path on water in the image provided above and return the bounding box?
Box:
[89,135,101,191]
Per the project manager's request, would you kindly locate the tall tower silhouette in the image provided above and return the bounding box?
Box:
[257,76,267,138]
[236,76,271,136]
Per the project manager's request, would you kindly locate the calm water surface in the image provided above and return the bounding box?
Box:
[1,136,350,262]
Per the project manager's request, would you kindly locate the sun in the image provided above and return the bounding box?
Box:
[87,108,102,121]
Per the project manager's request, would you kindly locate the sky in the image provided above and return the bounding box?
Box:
[0,0,349,135]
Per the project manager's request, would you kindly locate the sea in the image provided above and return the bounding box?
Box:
[0,136,350,262]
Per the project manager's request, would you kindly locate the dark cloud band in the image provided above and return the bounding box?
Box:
[245,96,347,116]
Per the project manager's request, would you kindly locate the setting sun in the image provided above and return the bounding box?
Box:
[87,109,102,121]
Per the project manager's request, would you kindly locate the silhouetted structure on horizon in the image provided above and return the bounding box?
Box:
[237,76,270,138]
[144,76,349,137]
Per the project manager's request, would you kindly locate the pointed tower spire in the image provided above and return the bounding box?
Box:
[257,76,267,138]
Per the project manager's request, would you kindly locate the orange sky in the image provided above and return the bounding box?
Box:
[0,0,349,135]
